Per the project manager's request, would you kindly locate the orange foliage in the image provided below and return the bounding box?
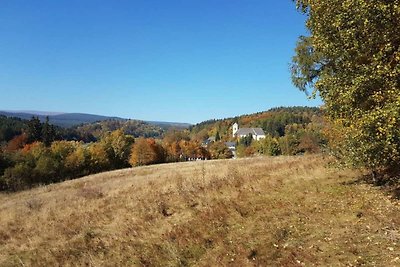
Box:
[21,142,46,156]
[6,134,28,152]
[130,138,165,166]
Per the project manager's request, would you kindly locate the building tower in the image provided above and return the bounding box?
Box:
[232,123,239,137]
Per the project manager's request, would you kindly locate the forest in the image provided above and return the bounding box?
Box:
[0,106,326,191]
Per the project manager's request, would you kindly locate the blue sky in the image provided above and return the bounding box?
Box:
[0,0,321,123]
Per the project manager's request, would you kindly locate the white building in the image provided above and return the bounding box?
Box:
[232,122,266,141]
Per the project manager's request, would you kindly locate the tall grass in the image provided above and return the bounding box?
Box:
[0,155,399,266]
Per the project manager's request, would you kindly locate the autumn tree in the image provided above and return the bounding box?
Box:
[163,129,190,144]
[50,141,80,177]
[130,138,163,166]
[100,129,135,169]
[258,136,281,156]
[236,144,255,158]
[208,142,233,159]
[163,141,182,162]
[88,142,110,172]
[5,133,28,152]
[292,0,400,175]
[65,146,90,177]
[2,142,47,190]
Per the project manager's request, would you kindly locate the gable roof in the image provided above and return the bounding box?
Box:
[252,128,265,136]
[236,128,265,136]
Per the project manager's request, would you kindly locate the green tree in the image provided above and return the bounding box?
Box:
[0,149,12,188]
[42,116,57,146]
[240,134,253,147]
[292,0,400,175]
[2,162,33,191]
[258,136,281,156]
[27,117,42,143]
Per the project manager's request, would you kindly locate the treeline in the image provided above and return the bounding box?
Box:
[189,106,325,150]
[189,106,321,139]
[234,122,325,157]
[0,130,132,191]
[0,116,26,142]
[75,119,164,139]
[0,116,164,145]
[0,115,94,145]
[0,107,326,191]
[0,129,224,191]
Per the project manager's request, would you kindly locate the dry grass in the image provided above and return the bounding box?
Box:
[0,155,399,266]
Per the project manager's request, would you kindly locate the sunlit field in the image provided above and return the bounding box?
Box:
[1,155,399,266]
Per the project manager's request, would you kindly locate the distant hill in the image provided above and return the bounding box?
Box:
[0,111,191,129]
[50,113,123,127]
[2,110,65,116]
[0,111,121,127]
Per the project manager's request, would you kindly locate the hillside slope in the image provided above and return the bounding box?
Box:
[0,156,399,266]
[189,106,323,142]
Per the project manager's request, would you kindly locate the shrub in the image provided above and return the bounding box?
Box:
[208,142,233,159]
[2,162,34,191]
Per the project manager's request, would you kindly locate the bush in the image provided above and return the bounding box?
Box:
[258,136,281,156]
[208,142,233,159]
[2,162,34,191]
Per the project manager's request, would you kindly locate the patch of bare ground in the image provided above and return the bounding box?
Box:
[0,155,399,266]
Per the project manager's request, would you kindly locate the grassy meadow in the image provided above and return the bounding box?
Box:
[0,155,399,266]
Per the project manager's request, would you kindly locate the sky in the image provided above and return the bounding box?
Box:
[0,0,322,123]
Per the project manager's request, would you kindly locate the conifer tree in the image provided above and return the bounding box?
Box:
[27,116,42,143]
[42,116,56,146]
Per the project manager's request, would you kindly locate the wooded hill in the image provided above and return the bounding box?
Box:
[0,115,164,145]
[74,120,164,140]
[0,111,191,129]
[190,106,323,141]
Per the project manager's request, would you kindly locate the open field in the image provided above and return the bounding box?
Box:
[0,155,399,266]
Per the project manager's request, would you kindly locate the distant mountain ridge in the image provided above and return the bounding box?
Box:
[0,110,191,129]
[3,110,65,116]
